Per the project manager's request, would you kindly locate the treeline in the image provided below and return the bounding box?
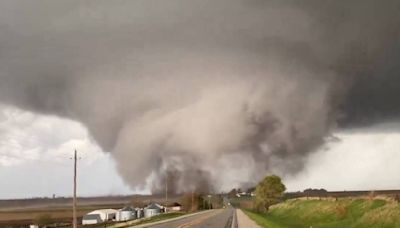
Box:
[179,193,224,212]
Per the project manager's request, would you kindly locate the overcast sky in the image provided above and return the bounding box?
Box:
[1,0,400,198]
[0,105,133,199]
[1,104,400,198]
[286,126,400,192]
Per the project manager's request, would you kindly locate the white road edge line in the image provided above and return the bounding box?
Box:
[231,209,238,228]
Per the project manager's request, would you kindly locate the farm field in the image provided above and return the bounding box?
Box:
[0,194,179,227]
[0,204,124,226]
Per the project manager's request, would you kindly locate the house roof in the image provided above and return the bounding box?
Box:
[146,203,162,210]
[168,202,182,207]
[89,209,117,215]
[121,206,135,211]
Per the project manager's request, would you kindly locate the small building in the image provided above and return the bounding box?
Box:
[168,202,182,211]
[82,209,117,225]
[82,214,102,225]
[116,206,136,221]
[144,203,162,218]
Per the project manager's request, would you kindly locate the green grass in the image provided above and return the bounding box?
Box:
[229,196,254,209]
[133,212,185,225]
[243,210,292,228]
[109,212,186,228]
[243,198,400,228]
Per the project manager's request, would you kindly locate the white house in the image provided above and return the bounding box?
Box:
[82,209,117,225]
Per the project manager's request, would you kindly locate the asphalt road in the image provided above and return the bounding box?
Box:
[140,208,237,228]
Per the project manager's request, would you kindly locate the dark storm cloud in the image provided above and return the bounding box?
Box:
[0,0,399,192]
[339,48,400,127]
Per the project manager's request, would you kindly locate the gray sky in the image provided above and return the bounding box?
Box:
[0,0,400,197]
[1,105,400,198]
[0,105,133,199]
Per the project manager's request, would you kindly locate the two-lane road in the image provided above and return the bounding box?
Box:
[135,208,237,228]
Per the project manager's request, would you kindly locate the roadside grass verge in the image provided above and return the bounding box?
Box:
[242,198,400,228]
[130,212,185,225]
[243,210,292,228]
[108,212,186,228]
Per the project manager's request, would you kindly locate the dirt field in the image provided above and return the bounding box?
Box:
[0,204,125,227]
[0,194,180,227]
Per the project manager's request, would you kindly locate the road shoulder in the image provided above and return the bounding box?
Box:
[236,209,261,228]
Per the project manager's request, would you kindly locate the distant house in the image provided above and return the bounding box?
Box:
[168,202,182,211]
[82,209,117,225]
[236,191,253,197]
[144,203,162,218]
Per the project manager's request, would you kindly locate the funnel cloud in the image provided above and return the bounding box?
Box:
[0,0,399,193]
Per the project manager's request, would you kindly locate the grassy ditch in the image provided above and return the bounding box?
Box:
[126,212,185,226]
[243,198,400,228]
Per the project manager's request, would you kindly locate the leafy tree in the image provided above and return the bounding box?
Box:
[255,175,286,212]
[210,195,224,209]
[180,192,206,212]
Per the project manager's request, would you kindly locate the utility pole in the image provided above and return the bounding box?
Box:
[165,172,168,212]
[72,150,77,228]
[191,189,194,212]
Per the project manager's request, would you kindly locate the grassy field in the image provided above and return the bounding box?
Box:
[243,197,400,228]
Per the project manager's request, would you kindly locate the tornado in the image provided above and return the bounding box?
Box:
[0,0,399,193]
